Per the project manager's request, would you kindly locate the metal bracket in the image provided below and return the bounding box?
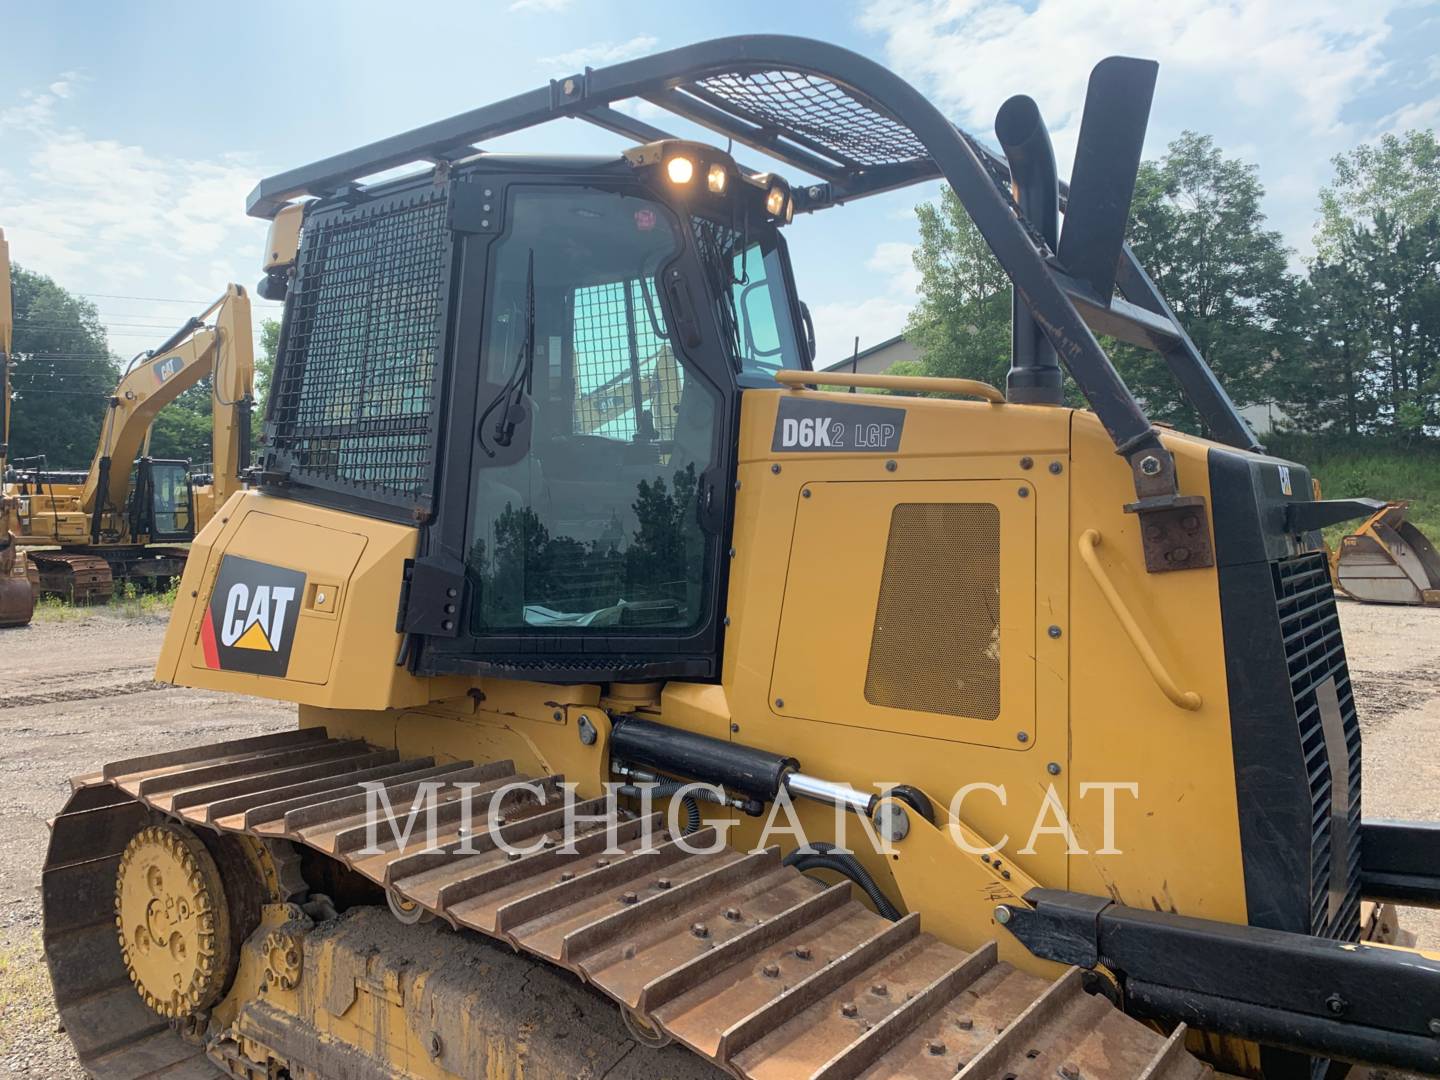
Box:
[1000,890,1108,968]
[1124,496,1215,573]
[397,555,466,637]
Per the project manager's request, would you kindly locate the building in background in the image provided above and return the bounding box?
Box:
[821,334,918,376]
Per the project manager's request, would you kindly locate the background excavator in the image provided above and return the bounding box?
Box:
[40,36,1440,1080]
[0,228,35,626]
[6,284,255,603]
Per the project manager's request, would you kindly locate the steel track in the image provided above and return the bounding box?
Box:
[43,727,1213,1079]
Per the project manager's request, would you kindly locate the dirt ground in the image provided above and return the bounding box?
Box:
[0,602,1437,1077]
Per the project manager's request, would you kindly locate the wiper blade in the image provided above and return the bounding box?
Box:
[478,250,536,455]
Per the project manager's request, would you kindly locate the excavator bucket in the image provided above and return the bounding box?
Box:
[0,535,35,628]
[1333,502,1440,606]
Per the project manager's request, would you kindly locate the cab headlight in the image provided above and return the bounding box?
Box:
[666,156,695,184]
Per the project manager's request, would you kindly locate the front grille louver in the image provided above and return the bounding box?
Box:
[1272,553,1363,942]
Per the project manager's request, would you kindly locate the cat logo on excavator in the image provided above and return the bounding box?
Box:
[199,554,305,676]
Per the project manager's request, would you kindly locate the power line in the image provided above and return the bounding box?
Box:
[10,389,113,397]
[77,290,282,308]
[16,318,187,330]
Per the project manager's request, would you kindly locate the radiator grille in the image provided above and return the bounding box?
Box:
[1273,553,1362,942]
[267,189,451,509]
[865,503,1001,719]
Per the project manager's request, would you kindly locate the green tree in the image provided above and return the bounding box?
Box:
[902,135,1294,433]
[1279,262,1377,436]
[1117,132,1296,429]
[901,185,1011,389]
[8,266,117,468]
[147,380,213,465]
[1308,131,1440,437]
[255,317,280,423]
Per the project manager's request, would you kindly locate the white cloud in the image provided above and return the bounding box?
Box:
[0,77,273,354]
[0,89,61,133]
[1376,97,1440,138]
[539,35,660,72]
[48,74,80,99]
[811,294,912,367]
[810,240,922,365]
[509,0,571,10]
[867,241,920,295]
[861,0,1394,142]
[858,0,1407,255]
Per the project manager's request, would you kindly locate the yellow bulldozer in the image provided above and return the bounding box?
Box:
[5,283,255,603]
[41,37,1440,1080]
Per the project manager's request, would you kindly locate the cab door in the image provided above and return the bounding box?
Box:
[419,176,740,682]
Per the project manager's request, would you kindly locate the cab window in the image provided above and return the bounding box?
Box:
[691,218,804,377]
[466,188,719,634]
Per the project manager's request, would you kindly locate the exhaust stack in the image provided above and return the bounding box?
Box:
[995,95,1062,405]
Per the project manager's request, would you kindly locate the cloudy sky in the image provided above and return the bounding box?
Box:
[2,1,1436,367]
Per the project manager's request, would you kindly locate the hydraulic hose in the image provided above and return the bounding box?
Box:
[783,842,903,921]
[618,781,702,835]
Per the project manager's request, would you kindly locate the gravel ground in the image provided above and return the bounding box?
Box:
[0,610,292,1077]
[0,601,1437,1077]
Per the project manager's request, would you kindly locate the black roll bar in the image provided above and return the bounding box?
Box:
[247,34,1264,550]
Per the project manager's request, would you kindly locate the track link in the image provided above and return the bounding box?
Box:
[28,551,115,603]
[44,728,1212,1079]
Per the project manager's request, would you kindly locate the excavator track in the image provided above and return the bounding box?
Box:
[44,728,1212,1080]
[28,550,115,603]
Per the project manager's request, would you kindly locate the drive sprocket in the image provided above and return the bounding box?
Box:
[114,822,233,1019]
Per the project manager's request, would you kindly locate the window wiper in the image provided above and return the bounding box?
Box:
[478,250,536,455]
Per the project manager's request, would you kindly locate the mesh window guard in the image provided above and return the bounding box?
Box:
[267,190,451,509]
[687,70,929,168]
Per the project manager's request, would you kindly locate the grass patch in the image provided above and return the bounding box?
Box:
[0,932,52,1052]
[1268,434,1440,548]
[31,579,180,622]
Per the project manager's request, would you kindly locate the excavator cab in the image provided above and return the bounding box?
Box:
[127,457,195,543]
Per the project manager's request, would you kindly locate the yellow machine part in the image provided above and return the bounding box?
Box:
[1332,501,1440,606]
[155,394,1252,941]
[0,226,34,627]
[49,384,1437,1079]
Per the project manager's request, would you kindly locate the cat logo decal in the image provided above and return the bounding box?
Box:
[200,555,306,677]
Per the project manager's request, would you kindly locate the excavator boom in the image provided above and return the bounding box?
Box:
[6,280,254,602]
[80,284,253,518]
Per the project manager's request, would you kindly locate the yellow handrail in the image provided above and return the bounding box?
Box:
[775,369,1006,404]
[1078,529,1202,712]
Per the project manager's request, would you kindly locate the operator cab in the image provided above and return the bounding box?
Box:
[466,142,807,646]
[128,458,194,543]
[261,140,812,679]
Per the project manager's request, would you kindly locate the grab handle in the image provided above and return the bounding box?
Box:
[1078,529,1202,712]
[775,369,1005,403]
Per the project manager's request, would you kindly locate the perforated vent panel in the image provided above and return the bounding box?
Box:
[267,188,451,509]
[865,503,1001,719]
